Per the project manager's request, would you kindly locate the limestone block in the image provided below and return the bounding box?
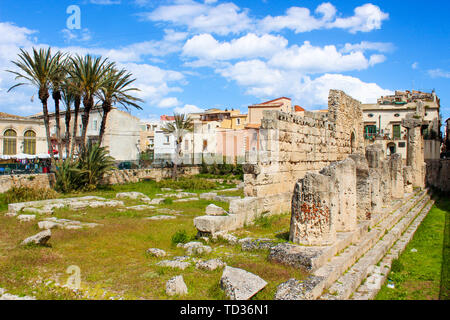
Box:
[166,275,188,296]
[290,172,335,245]
[17,214,36,222]
[220,266,267,300]
[320,158,357,232]
[205,204,227,216]
[389,154,404,199]
[349,154,372,220]
[21,230,51,246]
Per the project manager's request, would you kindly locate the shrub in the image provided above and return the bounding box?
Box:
[163,198,173,205]
[55,143,116,193]
[171,229,190,245]
[4,186,59,203]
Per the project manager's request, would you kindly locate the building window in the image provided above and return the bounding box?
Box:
[92,120,98,131]
[23,130,36,155]
[202,139,208,152]
[185,139,189,151]
[394,113,400,117]
[368,114,374,118]
[393,124,401,139]
[3,129,17,155]
[236,118,241,125]
[165,135,170,144]
[364,125,377,139]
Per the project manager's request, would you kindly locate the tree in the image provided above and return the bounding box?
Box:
[60,80,75,157]
[49,52,69,156]
[7,47,61,158]
[161,113,194,180]
[68,54,115,148]
[95,68,143,145]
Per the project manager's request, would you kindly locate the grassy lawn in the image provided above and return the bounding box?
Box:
[0,179,308,300]
[376,195,450,300]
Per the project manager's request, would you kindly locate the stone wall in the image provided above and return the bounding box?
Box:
[425,159,450,193]
[101,166,201,185]
[290,145,409,245]
[0,174,56,193]
[243,90,364,215]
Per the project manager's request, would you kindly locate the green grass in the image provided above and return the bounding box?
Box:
[375,196,450,300]
[0,179,308,300]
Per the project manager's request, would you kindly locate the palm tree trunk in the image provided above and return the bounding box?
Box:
[39,89,54,159]
[99,104,110,147]
[53,91,63,157]
[80,96,93,149]
[70,96,80,158]
[65,106,71,158]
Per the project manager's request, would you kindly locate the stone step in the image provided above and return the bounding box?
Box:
[320,193,431,300]
[274,189,428,300]
[351,200,435,300]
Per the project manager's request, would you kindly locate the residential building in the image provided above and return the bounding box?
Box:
[362,90,441,160]
[0,112,47,156]
[31,107,142,162]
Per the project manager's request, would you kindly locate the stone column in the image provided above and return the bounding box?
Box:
[319,158,357,232]
[290,172,335,246]
[389,153,404,199]
[349,154,372,220]
[402,118,425,189]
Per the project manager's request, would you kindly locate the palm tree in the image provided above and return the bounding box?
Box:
[95,68,143,146]
[49,52,69,156]
[68,54,115,148]
[64,66,83,158]
[7,47,61,158]
[61,80,75,157]
[161,113,194,179]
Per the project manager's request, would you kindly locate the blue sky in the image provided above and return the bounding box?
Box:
[0,0,449,127]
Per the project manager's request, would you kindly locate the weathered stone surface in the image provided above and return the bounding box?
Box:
[17,214,36,222]
[147,248,167,258]
[200,192,217,200]
[144,215,176,221]
[239,238,276,251]
[196,259,226,271]
[166,275,188,296]
[144,198,165,205]
[116,192,150,201]
[38,221,60,230]
[220,266,267,300]
[349,154,372,220]
[21,230,51,246]
[205,204,227,216]
[268,243,327,271]
[157,257,191,270]
[194,215,236,234]
[274,279,304,300]
[389,154,404,199]
[126,205,156,211]
[320,158,357,232]
[290,172,335,245]
[179,242,212,255]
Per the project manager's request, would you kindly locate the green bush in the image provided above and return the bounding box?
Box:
[4,186,59,203]
[171,229,190,245]
[162,198,173,205]
[391,259,404,273]
[55,143,116,193]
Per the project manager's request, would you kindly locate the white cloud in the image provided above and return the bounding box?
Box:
[158,97,181,108]
[329,3,389,33]
[143,0,253,35]
[428,69,450,79]
[90,0,121,4]
[217,59,392,107]
[260,2,388,34]
[341,41,394,53]
[61,28,92,43]
[412,62,419,69]
[182,33,288,63]
[268,41,374,73]
[174,104,204,114]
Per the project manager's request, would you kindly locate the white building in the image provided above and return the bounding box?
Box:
[31,107,142,162]
[362,90,441,160]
